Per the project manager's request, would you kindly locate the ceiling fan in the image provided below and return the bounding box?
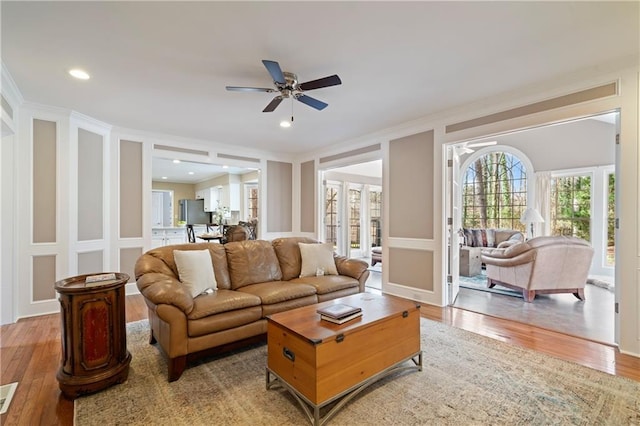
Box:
[455,140,498,155]
[226,60,342,113]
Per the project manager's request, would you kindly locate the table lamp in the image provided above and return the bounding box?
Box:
[520,207,544,238]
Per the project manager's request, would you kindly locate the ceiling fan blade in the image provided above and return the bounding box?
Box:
[263,96,283,112]
[299,75,342,91]
[262,60,286,85]
[226,86,275,93]
[296,94,328,111]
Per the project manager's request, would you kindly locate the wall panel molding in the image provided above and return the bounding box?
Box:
[266,160,292,232]
[446,82,618,133]
[119,140,143,238]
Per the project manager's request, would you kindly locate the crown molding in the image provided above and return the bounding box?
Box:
[1,62,24,107]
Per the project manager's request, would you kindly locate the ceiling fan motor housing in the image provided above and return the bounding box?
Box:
[277,72,299,97]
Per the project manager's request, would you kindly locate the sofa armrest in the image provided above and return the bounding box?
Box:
[334,255,369,291]
[481,243,536,267]
[334,255,368,279]
[496,240,518,249]
[136,272,195,316]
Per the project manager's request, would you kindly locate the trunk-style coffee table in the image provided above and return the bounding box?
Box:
[266,293,422,426]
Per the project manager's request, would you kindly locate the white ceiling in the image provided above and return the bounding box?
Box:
[2,2,638,155]
[151,157,254,184]
[328,160,382,179]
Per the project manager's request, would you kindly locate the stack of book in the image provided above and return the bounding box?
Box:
[317,303,363,324]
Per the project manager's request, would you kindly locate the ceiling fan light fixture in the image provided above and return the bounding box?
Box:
[69,68,90,80]
[280,120,291,128]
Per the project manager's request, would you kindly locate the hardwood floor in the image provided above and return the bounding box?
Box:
[1,294,639,425]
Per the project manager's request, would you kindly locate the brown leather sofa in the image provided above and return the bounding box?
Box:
[134,237,369,381]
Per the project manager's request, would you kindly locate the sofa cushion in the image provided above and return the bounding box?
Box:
[137,243,232,290]
[291,275,359,295]
[188,306,263,337]
[272,236,318,280]
[463,228,522,248]
[298,242,339,277]
[173,249,217,297]
[237,281,316,305]
[187,289,262,320]
[495,229,524,246]
[225,240,283,289]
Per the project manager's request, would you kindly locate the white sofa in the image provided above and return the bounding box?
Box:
[480,236,594,302]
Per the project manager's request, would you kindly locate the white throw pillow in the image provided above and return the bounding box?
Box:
[173,249,217,297]
[298,242,338,278]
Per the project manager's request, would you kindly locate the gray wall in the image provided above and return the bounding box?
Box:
[267,160,292,232]
[78,128,103,241]
[300,160,315,233]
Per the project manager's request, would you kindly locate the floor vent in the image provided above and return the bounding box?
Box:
[0,382,18,415]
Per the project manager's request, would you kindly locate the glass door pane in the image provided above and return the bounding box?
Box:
[324,184,340,251]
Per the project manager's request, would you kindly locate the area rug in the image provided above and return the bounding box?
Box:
[75,320,640,425]
[459,270,522,298]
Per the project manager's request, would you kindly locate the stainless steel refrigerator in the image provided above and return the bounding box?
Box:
[178,199,210,224]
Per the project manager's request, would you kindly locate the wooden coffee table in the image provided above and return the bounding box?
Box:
[266,293,422,426]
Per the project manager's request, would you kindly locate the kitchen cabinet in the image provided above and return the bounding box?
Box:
[219,183,240,211]
[204,187,221,212]
[151,228,186,248]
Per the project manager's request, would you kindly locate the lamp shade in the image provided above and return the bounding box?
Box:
[520,207,544,224]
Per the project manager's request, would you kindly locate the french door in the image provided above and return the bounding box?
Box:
[323,182,346,255]
[446,146,461,305]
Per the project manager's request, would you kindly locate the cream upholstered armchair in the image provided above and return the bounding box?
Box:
[480,236,594,302]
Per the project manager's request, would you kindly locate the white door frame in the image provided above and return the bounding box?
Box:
[445,145,461,305]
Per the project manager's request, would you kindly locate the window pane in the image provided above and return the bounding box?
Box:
[324,187,338,247]
[462,152,527,231]
[349,189,361,249]
[247,186,258,219]
[550,175,591,241]
[606,172,615,266]
[369,190,382,247]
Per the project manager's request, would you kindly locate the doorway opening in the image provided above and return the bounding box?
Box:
[320,159,382,291]
[445,111,618,345]
[152,190,173,227]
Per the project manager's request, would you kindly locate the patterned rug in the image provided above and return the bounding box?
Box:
[75,319,640,425]
[459,270,523,298]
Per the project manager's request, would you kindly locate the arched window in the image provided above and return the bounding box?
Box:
[462,151,528,231]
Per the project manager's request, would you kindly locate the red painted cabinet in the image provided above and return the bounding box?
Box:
[55,273,131,399]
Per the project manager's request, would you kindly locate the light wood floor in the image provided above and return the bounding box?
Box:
[2,294,639,425]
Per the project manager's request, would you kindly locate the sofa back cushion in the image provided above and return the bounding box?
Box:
[495,229,524,245]
[225,240,283,289]
[272,237,318,280]
[134,242,232,290]
[463,228,524,248]
[463,228,496,247]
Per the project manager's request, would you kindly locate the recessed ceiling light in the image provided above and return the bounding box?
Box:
[188,171,194,175]
[69,69,90,80]
[222,165,229,169]
[161,176,168,180]
[173,159,181,164]
[280,120,291,128]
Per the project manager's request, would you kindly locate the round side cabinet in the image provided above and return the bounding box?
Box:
[55,273,131,399]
